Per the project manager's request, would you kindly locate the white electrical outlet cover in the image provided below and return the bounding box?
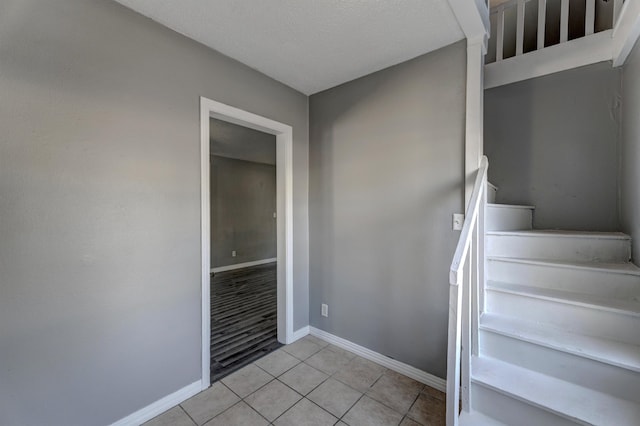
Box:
[321,304,328,317]
[453,213,464,231]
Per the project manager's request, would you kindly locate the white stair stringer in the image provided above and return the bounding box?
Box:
[479,313,640,402]
[487,257,640,299]
[471,356,640,426]
[485,281,640,345]
[486,204,534,232]
[486,230,632,263]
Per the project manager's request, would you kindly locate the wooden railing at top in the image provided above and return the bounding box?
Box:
[490,0,625,63]
[446,156,488,426]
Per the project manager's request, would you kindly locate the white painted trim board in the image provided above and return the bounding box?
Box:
[200,96,295,390]
[485,30,613,89]
[612,0,640,67]
[308,326,447,392]
[291,326,310,342]
[109,380,201,426]
[447,0,490,51]
[211,258,277,273]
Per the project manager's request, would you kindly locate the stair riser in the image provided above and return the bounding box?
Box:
[488,259,640,299]
[471,382,580,426]
[487,235,631,263]
[486,206,533,231]
[486,290,640,345]
[480,330,640,402]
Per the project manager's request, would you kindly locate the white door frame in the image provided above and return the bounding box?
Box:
[200,96,294,389]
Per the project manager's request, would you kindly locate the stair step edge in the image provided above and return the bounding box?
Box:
[459,410,508,426]
[487,256,640,275]
[479,313,640,372]
[487,203,535,209]
[486,230,631,239]
[471,356,640,425]
[486,281,640,317]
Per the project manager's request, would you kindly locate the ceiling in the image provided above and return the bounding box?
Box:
[113,0,465,95]
[210,118,276,165]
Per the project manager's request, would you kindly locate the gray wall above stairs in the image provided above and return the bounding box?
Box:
[309,40,466,380]
[621,39,640,263]
[485,61,621,231]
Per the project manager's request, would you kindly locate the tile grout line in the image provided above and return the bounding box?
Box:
[243,399,273,425]
[336,393,366,423]
[229,349,330,425]
[237,375,280,424]
[265,348,343,424]
[233,376,281,425]
[363,375,425,419]
[206,381,253,424]
[178,404,198,426]
[253,354,303,380]
[326,355,378,423]
[403,387,426,424]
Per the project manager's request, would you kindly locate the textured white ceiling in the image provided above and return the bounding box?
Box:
[114,0,465,94]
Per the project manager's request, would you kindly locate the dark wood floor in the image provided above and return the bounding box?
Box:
[210,262,281,382]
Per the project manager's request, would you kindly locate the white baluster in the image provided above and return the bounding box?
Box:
[461,251,472,413]
[537,0,546,49]
[516,0,526,55]
[560,0,569,43]
[497,7,505,61]
[472,212,481,357]
[446,283,462,426]
[585,0,595,35]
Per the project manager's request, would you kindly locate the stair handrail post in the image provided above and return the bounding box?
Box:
[447,156,488,426]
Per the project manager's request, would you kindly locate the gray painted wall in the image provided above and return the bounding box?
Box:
[621,39,640,263]
[484,61,621,231]
[211,156,277,267]
[309,41,467,379]
[0,1,308,425]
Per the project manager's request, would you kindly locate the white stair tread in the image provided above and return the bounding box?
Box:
[480,313,640,372]
[487,203,535,209]
[487,230,631,240]
[472,356,640,425]
[487,281,640,315]
[459,410,507,426]
[487,256,640,275]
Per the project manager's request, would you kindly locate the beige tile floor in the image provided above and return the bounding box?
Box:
[145,335,446,426]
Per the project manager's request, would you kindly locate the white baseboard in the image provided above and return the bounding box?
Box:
[291,326,310,343]
[309,327,447,392]
[110,380,202,426]
[211,258,276,274]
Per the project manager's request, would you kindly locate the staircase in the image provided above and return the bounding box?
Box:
[461,197,640,425]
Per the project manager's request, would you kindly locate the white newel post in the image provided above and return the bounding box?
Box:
[465,40,485,207]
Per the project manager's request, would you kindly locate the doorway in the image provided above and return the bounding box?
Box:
[200,97,294,389]
[210,119,277,381]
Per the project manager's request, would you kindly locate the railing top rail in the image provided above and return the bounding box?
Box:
[489,0,534,14]
[449,155,488,287]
